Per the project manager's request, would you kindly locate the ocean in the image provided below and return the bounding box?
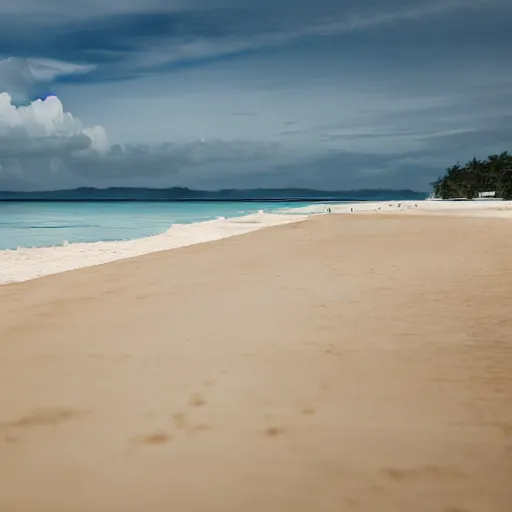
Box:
[0,201,314,250]
[1,198,439,285]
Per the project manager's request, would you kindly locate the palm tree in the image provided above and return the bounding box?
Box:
[432,151,512,199]
[496,151,512,199]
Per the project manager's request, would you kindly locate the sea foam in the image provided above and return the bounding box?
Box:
[0,211,309,285]
[2,199,511,285]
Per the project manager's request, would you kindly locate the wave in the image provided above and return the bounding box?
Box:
[0,210,311,285]
[3,198,512,285]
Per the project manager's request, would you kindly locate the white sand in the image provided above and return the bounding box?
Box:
[1,214,511,512]
[1,200,511,285]
[284,199,512,216]
[0,211,308,285]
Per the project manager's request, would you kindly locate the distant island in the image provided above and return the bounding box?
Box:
[432,151,512,199]
[0,187,426,202]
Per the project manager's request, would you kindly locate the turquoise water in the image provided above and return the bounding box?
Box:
[0,201,313,250]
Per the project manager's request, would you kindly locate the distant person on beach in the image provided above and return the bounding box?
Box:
[327,207,331,213]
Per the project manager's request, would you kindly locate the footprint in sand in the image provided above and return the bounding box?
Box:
[189,394,207,407]
[264,426,288,437]
[139,432,172,445]
[0,408,86,430]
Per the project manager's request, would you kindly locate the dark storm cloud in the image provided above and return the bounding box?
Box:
[0,0,511,192]
[0,106,441,191]
[0,136,289,191]
[0,133,91,157]
[1,0,508,88]
[1,124,510,192]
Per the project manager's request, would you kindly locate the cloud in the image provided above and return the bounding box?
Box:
[0,92,107,145]
[0,0,502,85]
[0,57,94,102]
[0,92,81,136]
[0,137,294,191]
[0,134,91,157]
[1,1,510,192]
[0,92,295,190]
[0,92,112,188]
[2,83,510,192]
[0,91,403,192]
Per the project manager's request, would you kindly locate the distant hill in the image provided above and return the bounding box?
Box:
[0,187,427,202]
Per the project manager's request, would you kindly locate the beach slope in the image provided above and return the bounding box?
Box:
[0,214,511,512]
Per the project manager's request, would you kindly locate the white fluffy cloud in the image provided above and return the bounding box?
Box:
[0,91,295,190]
[0,92,114,189]
[0,92,108,149]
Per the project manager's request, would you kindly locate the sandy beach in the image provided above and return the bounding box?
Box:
[1,213,511,511]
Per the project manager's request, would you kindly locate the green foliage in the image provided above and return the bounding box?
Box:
[432,151,512,200]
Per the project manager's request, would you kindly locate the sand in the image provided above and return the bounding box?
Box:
[0,214,511,512]
[0,211,308,285]
[2,199,512,285]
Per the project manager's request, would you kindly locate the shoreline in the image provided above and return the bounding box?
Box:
[0,210,309,285]
[1,213,511,511]
[1,199,511,285]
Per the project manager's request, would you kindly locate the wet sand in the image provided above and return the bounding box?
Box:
[0,214,511,512]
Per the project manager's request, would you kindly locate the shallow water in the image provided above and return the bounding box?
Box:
[0,201,313,250]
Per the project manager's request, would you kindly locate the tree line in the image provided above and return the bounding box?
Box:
[432,151,512,200]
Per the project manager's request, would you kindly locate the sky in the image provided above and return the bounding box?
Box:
[0,0,511,191]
